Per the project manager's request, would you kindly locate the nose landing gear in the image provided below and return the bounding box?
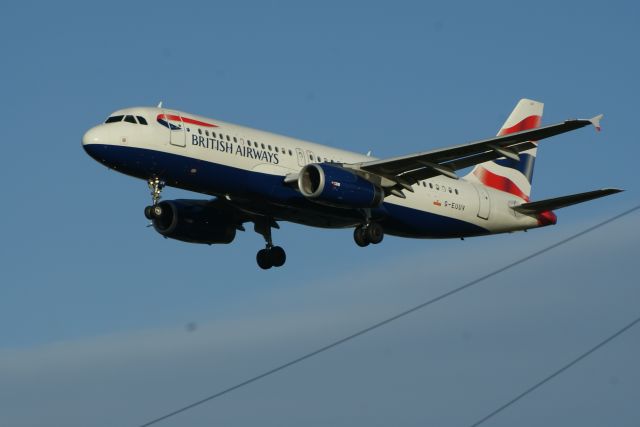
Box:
[144,177,165,220]
[254,219,286,270]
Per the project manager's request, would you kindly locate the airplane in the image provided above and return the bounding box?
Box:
[82,99,622,269]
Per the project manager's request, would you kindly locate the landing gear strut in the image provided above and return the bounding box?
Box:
[144,177,165,220]
[255,219,286,270]
[354,222,384,247]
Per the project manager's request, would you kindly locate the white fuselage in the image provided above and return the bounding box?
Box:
[82,106,543,239]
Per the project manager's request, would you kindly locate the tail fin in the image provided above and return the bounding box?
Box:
[466,99,544,201]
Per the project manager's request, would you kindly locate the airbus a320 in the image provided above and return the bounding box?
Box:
[82,99,621,269]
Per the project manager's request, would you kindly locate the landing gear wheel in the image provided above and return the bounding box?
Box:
[152,204,163,218]
[354,227,370,247]
[144,205,154,220]
[254,218,287,269]
[270,246,286,267]
[366,222,384,244]
[257,249,272,270]
[145,177,165,221]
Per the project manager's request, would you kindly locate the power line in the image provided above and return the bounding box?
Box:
[468,314,640,427]
[139,204,640,427]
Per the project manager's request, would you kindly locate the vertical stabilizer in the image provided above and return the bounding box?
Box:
[466,99,543,201]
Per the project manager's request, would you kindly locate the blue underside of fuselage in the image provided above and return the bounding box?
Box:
[83,144,490,238]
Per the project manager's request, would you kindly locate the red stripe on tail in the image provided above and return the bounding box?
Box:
[473,166,530,201]
[498,115,541,136]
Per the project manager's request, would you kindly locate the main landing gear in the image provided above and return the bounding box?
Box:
[254,219,286,270]
[144,177,165,220]
[353,222,384,247]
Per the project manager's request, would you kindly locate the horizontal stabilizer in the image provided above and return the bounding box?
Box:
[513,188,623,214]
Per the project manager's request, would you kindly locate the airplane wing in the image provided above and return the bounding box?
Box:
[512,188,623,214]
[345,115,603,192]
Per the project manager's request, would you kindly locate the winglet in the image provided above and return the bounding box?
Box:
[590,114,603,132]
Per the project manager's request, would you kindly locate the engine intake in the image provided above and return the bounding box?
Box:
[152,199,236,244]
[298,163,384,209]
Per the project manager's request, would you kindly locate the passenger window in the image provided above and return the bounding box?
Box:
[136,116,148,125]
[198,129,202,135]
[205,130,209,136]
[268,145,272,151]
[261,143,265,149]
[212,132,216,138]
[455,189,459,195]
[105,115,124,123]
[275,147,279,153]
[288,150,293,156]
[124,115,137,124]
[226,135,230,141]
[233,137,237,142]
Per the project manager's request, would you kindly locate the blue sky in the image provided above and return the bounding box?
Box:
[0,1,638,426]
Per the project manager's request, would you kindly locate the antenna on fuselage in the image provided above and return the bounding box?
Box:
[157,101,163,108]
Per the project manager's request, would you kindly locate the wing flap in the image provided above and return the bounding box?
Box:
[355,116,601,180]
[399,141,538,182]
[512,188,623,214]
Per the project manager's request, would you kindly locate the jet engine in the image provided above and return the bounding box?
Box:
[298,163,384,209]
[149,199,237,244]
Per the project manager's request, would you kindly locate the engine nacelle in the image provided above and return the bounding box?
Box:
[152,199,236,244]
[298,163,384,209]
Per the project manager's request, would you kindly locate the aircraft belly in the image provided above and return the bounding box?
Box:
[85,143,490,237]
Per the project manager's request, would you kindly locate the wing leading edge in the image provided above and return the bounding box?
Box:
[347,115,603,190]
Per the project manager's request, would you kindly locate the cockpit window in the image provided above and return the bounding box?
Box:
[105,115,124,123]
[105,114,148,125]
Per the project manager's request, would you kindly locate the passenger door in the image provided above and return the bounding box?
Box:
[165,110,186,147]
[474,184,491,220]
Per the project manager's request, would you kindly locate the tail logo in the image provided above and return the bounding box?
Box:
[498,115,541,136]
[473,166,530,201]
[471,108,543,200]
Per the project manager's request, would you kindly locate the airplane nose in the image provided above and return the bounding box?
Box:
[82,125,112,165]
[82,126,102,146]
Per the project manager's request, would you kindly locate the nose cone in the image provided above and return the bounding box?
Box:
[82,126,103,146]
[82,125,111,165]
